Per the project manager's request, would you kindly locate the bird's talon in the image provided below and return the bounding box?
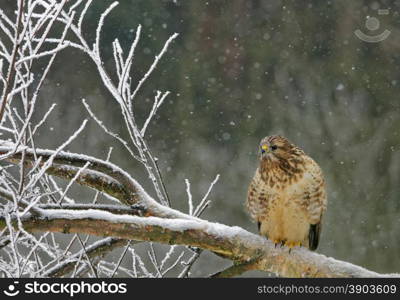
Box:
[285,241,301,252]
[271,239,281,248]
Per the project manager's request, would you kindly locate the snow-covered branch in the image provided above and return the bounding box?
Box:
[0,207,397,278]
[0,141,193,220]
[1,141,398,278]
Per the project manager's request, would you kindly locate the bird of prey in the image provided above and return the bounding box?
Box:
[246,135,327,250]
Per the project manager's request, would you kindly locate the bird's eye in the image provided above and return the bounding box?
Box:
[271,145,278,151]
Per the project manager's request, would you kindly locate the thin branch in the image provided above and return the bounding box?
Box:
[129,33,178,106]
[193,174,220,216]
[74,234,98,278]
[185,179,193,216]
[0,0,24,123]
[82,99,141,162]
[162,250,185,276]
[110,240,131,278]
[178,248,201,278]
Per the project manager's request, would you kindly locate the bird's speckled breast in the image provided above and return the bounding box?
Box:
[259,170,313,246]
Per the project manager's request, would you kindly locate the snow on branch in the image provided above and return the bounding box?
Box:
[0,141,193,220]
[1,141,399,278]
[0,207,397,278]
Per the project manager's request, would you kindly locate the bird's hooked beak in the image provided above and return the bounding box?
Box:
[261,144,269,155]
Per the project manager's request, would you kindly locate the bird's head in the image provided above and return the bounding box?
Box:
[259,135,297,162]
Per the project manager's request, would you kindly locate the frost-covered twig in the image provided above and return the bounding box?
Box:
[0,0,24,123]
[185,179,193,216]
[193,174,220,217]
[82,99,141,162]
[140,90,169,137]
[148,243,162,277]
[178,247,201,278]
[110,241,131,278]
[162,250,185,276]
[42,238,126,278]
[179,175,220,277]
[57,161,90,205]
[74,234,98,278]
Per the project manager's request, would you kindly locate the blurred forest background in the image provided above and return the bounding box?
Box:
[2,0,400,276]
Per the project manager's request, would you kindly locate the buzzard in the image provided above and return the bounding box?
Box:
[246,135,327,250]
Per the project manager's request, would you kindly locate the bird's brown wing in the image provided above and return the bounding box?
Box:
[303,160,327,250]
[246,169,272,234]
[246,175,261,223]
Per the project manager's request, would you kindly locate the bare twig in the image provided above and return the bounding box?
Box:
[0,0,24,123]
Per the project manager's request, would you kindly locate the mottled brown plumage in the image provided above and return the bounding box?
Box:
[246,135,327,250]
